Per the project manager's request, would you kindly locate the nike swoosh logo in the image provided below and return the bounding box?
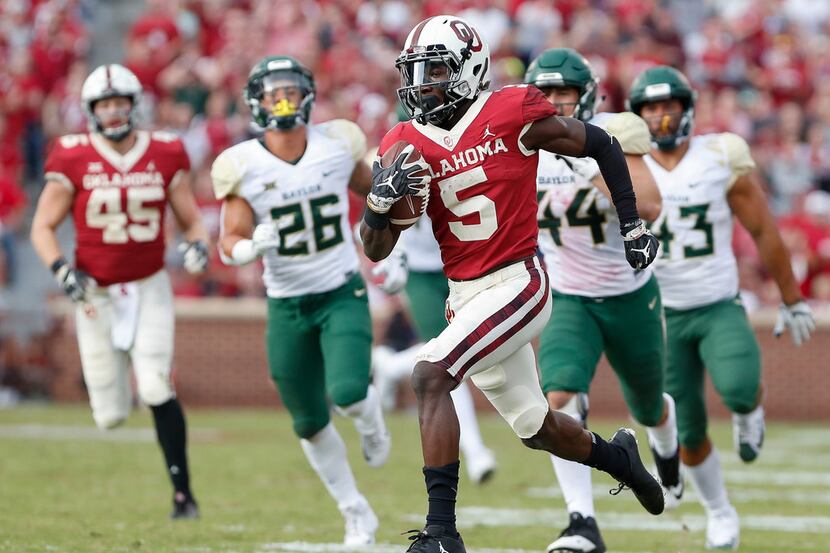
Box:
[322,170,334,177]
[648,297,657,310]
[354,288,367,297]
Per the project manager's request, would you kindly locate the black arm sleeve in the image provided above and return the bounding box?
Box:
[582,123,639,226]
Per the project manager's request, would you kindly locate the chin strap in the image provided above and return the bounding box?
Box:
[96,119,133,142]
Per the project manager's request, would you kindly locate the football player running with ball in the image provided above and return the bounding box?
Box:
[526,48,681,553]
[628,66,815,550]
[361,16,662,553]
[31,64,209,518]
[372,212,498,485]
[211,56,388,546]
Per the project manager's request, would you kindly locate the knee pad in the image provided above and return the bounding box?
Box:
[93,412,128,430]
[721,385,758,415]
[505,396,548,439]
[330,384,369,413]
[471,364,548,440]
[628,391,664,427]
[333,385,373,417]
[555,392,589,427]
[136,371,175,407]
[293,414,331,440]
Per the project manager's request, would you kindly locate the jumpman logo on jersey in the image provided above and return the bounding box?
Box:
[482,124,495,140]
[438,542,449,553]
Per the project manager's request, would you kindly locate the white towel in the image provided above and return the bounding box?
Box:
[108,282,140,351]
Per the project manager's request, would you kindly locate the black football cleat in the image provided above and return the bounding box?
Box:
[608,428,665,515]
[651,441,684,508]
[170,495,199,520]
[405,525,466,552]
[547,512,606,553]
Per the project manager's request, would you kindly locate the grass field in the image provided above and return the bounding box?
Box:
[1,405,829,553]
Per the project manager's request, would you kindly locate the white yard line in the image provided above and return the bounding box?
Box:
[413,507,830,534]
[719,446,830,468]
[765,429,830,448]
[722,469,830,486]
[0,424,156,442]
[526,484,830,505]
[0,423,221,442]
[259,543,653,553]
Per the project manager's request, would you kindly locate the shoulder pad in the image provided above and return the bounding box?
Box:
[150,130,180,144]
[211,150,245,199]
[57,133,91,150]
[320,119,367,163]
[719,132,755,178]
[596,112,651,155]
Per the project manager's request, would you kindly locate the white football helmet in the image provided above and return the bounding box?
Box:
[81,64,142,141]
[396,15,490,125]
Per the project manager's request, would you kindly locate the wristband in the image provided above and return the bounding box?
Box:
[50,257,68,274]
[363,206,390,230]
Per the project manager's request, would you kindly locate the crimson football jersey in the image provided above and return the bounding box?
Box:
[44,130,190,286]
[379,86,557,280]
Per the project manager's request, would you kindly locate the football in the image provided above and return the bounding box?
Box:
[380,140,430,231]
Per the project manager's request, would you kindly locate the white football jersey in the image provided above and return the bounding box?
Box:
[212,120,366,298]
[536,112,653,297]
[400,214,444,273]
[645,132,755,310]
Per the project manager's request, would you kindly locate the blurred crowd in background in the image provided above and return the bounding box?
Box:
[3,0,830,395]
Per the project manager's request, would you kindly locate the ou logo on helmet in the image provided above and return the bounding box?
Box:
[449,20,483,52]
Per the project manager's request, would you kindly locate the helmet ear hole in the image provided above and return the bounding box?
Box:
[472,64,481,76]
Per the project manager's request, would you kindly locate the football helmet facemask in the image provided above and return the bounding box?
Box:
[81,64,142,142]
[626,66,696,151]
[396,15,490,126]
[244,56,315,131]
[524,48,599,122]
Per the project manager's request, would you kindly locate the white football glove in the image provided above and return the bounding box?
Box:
[773,300,815,346]
[179,240,209,274]
[51,258,98,304]
[372,249,408,294]
[252,222,280,256]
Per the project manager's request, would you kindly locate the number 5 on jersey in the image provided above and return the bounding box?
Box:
[437,166,498,242]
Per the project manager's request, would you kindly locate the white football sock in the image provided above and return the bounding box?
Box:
[552,455,595,517]
[451,381,488,458]
[646,393,679,458]
[550,411,594,517]
[300,422,364,510]
[685,448,730,513]
[336,385,387,437]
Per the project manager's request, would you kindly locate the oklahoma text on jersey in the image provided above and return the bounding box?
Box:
[44,130,190,286]
[378,85,557,280]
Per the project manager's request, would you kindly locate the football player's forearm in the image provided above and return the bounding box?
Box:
[31,224,64,268]
[360,221,396,261]
[582,124,639,225]
[219,234,245,259]
[756,224,802,305]
[181,217,208,244]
